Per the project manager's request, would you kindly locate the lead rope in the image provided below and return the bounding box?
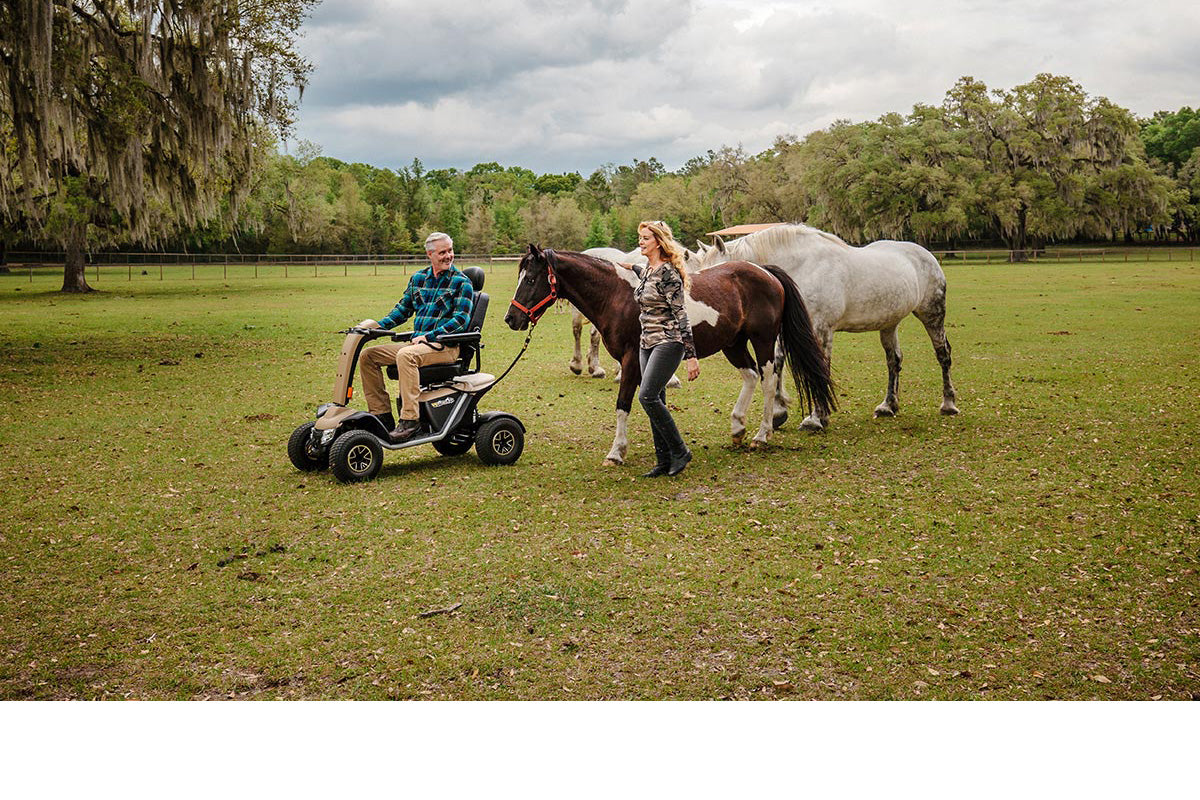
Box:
[492,326,535,385]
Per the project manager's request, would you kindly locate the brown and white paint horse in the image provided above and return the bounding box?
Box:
[505,245,836,465]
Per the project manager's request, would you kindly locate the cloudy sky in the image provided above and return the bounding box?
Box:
[291,0,1200,174]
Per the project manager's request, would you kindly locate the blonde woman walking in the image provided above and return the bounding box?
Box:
[619,220,700,477]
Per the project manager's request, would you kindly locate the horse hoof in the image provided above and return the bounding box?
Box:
[874,406,896,418]
[941,403,960,416]
[731,434,745,447]
[602,458,622,467]
[799,417,824,432]
[772,410,788,430]
[569,365,582,375]
[667,376,681,389]
[590,369,607,379]
[748,440,766,450]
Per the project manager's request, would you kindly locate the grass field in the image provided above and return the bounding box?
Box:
[0,258,1196,700]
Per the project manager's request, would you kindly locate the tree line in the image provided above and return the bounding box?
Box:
[1,0,1197,292]
[161,75,1200,260]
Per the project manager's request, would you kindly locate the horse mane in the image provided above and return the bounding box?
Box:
[565,250,623,272]
[729,223,851,262]
[522,247,617,275]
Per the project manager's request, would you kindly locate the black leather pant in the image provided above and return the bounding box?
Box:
[639,342,686,466]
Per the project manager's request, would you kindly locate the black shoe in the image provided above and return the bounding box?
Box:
[667,448,692,476]
[641,464,670,478]
[388,419,422,444]
[375,412,396,431]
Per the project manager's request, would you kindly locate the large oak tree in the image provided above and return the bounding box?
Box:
[0,0,314,291]
[942,74,1169,258]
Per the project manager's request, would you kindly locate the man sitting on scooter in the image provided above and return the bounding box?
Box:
[358,232,474,443]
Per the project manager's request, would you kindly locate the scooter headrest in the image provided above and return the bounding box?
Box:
[461,265,485,292]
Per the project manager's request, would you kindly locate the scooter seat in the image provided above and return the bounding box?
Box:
[384,359,471,386]
[416,363,463,384]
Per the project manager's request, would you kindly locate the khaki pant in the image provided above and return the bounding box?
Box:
[359,341,459,420]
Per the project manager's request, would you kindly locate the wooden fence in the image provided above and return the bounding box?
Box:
[1,247,1195,283]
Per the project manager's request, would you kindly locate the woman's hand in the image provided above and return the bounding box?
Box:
[686,357,700,381]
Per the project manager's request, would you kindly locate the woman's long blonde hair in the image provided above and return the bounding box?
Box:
[639,220,690,290]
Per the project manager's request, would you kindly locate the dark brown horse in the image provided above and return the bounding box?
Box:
[504,245,835,465]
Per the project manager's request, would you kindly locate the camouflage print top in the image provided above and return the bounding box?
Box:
[632,262,697,359]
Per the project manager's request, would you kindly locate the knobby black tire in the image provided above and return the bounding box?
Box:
[432,425,475,456]
[329,430,384,483]
[475,418,524,466]
[288,422,328,472]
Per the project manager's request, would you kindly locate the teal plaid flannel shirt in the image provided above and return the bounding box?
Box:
[378,264,474,342]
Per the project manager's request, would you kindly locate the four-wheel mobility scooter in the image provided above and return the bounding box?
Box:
[287,266,526,482]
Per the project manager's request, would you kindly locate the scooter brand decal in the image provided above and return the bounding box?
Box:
[430,396,455,409]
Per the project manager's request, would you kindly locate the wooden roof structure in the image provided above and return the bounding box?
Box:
[705,223,785,238]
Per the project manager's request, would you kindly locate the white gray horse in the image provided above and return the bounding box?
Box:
[692,223,959,430]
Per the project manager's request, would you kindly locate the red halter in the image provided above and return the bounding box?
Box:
[508,248,559,326]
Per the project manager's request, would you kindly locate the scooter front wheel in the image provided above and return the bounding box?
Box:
[288,422,329,471]
[329,430,384,483]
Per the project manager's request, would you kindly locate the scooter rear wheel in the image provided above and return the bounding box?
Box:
[432,425,475,456]
[475,417,524,465]
[329,430,384,482]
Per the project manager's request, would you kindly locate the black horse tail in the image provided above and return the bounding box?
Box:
[761,263,836,415]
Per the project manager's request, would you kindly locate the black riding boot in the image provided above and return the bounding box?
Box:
[667,443,692,476]
[641,393,690,477]
[642,422,671,478]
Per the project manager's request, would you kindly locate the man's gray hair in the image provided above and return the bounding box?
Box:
[425,231,453,251]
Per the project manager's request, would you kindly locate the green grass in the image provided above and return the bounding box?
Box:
[0,259,1197,699]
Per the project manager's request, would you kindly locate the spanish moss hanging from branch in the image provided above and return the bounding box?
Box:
[0,0,316,291]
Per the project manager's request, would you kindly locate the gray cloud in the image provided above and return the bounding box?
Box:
[291,0,1200,173]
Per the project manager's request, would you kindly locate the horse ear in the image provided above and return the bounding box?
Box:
[526,243,541,257]
[714,236,726,254]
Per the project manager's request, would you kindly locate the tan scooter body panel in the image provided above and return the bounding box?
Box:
[331,319,379,405]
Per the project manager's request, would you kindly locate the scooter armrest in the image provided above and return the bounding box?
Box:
[433,331,482,346]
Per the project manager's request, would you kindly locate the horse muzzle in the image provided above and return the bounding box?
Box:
[504,307,530,331]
